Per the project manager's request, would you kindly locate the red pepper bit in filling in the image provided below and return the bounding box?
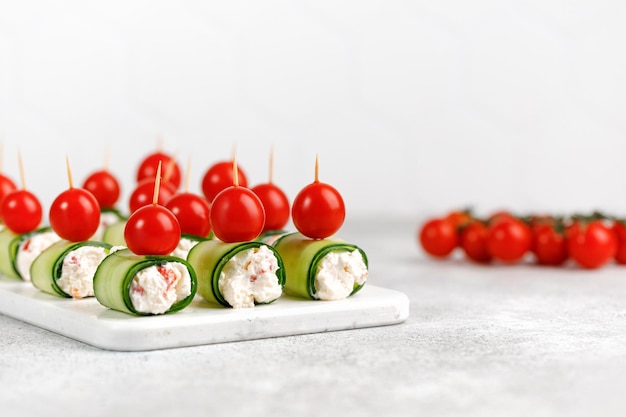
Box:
[131,282,144,295]
[67,255,80,267]
[157,265,177,296]
[22,239,31,251]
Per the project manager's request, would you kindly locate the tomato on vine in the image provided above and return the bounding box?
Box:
[210,158,265,243]
[419,217,458,258]
[487,217,531,263]
[201,160,248,203]
[612,220,626,264]
[460,220,491,263]
[531,222,568,266]
[567,220,617,269]
[82,169,121,209]
[291,155,345,239]
[125,162,180,255]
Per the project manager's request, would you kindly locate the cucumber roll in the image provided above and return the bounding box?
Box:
[93,248,197,315]
[272,232,369,300]
[92,208,126,241]
[0,227,61,281]
[186,240,285,308]
[170,234,208,260]
[31,240,114,298]
[101,219,127,247]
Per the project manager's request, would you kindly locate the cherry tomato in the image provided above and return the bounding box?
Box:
[136,151,181,190]
[124,204,181,255]
[444,209,472,230]
[251,183,290,232]
[487,218,531,263]
[487,210,516,225]
[201,161,248,203]
[459,220,491,263]
[531,223,568,266]
[210,185,265,243]
[82,169,121,209]
[291,181,345,239]
[567,220,617,269]
[612,220,626,264]
[418,217,458,258]
[128,178,176,214]
[49,188,101,242]
[165,192,211,238]
[0,174,17,222]
[1,189,42,234]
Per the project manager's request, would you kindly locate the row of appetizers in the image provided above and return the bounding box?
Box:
[0,148,369,315]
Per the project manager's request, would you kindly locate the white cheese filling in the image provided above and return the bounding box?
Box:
[129,262,192,315]
[57,245,110,299]
[16,231,62,281]
[314,249,368,301]
[170,237,200,260]
[218,245,282,309]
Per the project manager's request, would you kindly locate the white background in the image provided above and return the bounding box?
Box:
[1,1,626,225]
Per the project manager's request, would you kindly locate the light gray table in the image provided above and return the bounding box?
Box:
[2,218,626,417]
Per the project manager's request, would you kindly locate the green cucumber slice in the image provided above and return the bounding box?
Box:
[93,248,198,316]
[272,232,369,299]
[30,240,113,298]
[186,240,285,307]
[102,220,127,247]
[0,228,20,279]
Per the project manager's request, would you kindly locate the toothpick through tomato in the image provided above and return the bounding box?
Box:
[291,154,345,239]
[125,161,181,255]
[251,146,290,232]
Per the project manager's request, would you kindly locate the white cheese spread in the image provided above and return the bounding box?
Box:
[129,262,192,314]
[218,245,282,308]
[57,245,110,299]
[170,237,200,260]
[314,249,368,300]
[16,230,62,281]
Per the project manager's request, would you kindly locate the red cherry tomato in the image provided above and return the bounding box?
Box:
[251,183,290,232]
[444,209,472,231]
[1,189,43,234]
[137,151,181,190]
[291,181,345,239]
[82,169,121,209]
[210,186,265,243]
[531,223,568,266]
[487,210,516,225]
[165,192,211,238]
[49,188,101,242]
[0,174,17,222]
[613,220,626,264]
[124,204,181,255]
[128,178,176,214]
[201,161,248,203]
[567,220,617,269]
[418,217,458,258]
[487,218,531,263]
[460,221,492,263]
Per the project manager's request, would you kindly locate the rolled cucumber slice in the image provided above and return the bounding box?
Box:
[0,227,57,280]
[272,232,369,300]
[102,220,127,247]
[93,248,197,316]
[30,240,113,298]
[186,240,285,307]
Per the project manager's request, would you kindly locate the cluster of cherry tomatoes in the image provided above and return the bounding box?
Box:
[418,208,626,269]
[0,148,347,257]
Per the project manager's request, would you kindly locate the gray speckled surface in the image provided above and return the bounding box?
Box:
[2,218,626,417]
